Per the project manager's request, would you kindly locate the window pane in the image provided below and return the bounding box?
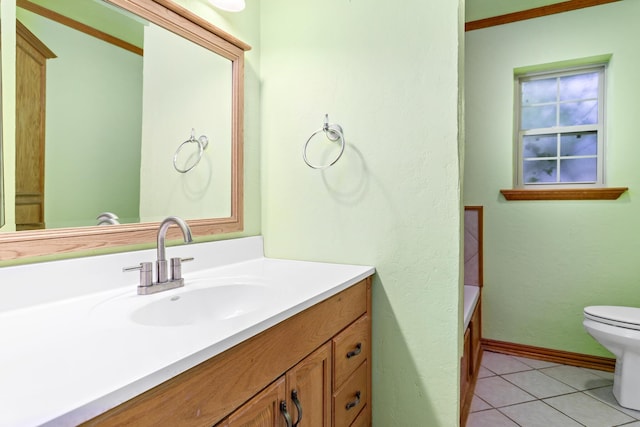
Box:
[559,72,598,101]
[560,158,597,182]
[522,78,556,105]
[559,100,598,126]
[521,105,556,130]
[523,135,557,158]
[523,160,557,183]
[560,132,597,156]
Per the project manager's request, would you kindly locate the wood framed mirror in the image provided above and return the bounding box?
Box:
[0,0,249,260]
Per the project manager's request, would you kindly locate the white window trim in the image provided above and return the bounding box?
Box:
[513,64,607,189]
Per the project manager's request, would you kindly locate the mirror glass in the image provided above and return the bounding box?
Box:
[0,0,248,260]
[0,6,3,229]
[10,0,231,230]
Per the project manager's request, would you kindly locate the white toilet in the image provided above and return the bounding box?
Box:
[583,305,640,410]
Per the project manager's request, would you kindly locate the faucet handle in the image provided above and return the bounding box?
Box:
[170,257,194,281]
[123,262,153,288]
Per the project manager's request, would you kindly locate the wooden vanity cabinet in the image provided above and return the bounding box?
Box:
[84,277,371,427]
[460,302,482,426]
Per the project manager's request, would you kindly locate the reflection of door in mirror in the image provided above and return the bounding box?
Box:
[15,21,55,230]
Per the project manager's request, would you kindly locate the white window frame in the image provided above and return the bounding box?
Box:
[514,64,606,189]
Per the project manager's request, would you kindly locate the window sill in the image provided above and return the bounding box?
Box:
[500,187,628,201]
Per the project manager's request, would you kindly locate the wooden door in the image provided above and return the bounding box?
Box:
[218,376,289,427]
[286,343,332,427]
[15,21,55,230]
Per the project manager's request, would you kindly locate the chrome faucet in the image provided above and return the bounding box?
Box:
[124,216,194,295]
[156,216,193,283]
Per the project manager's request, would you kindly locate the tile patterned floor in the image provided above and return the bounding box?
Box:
[467,351,640,427]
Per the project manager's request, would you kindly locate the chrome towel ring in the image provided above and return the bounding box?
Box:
[303,114,345,169]
[173,128,209,173]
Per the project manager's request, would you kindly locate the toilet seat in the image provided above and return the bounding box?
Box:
[584,306,640,331]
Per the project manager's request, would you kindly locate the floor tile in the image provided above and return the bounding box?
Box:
[544,392,635,427]
[499,400,583,427]
[584,368,615,381]
[482,351,534,375]
[503,369,576,399]
[466,409,519,427]
[585,385,640,420]
[617,422,640,426]
[540,365,613,390]
[475,376,536,408]
[470,395,492,412]
[514,356,560,369]
[477,366,495,379]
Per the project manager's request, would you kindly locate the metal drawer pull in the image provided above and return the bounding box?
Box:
[345,391,361,410]
[291,390,303,427]
[346,343,362,359]
[280,401,293,427]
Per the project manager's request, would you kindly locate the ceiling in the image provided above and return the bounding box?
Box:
[466,0,569,22]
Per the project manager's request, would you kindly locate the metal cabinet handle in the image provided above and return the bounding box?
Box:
[345,391,361,410]
[346,343,362,359]
[291,390,303,427]
[280,401,292,427]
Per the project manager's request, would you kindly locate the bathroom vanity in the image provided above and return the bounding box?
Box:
[0,237,374,426]
[86,279,371,426]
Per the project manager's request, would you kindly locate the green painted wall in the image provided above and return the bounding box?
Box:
[1,1,466,425]
[1,0,17,233]
[260,1,464,425]
[465,0,640,357]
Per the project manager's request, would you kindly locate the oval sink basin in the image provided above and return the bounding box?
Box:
[131,284,270,327]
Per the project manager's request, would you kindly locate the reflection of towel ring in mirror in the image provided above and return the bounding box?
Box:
[173,128,209,173]
[303,114,345,169]
[96,212,120,226]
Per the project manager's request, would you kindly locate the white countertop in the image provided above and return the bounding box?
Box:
[463,285,480,330]
[0,237,374,427]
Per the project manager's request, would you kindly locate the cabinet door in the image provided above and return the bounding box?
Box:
[286,343,332,427]
[218,376,289,427]
[470,303,482,375]
[460,328,471,401]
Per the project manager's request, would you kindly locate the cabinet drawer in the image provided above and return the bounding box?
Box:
[333,315,369,389]
[333,361,368,427]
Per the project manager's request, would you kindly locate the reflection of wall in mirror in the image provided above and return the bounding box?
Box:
[0,1,16,233]
[18,8,143,228]
[139,23,232,223]
[0,34,3,229]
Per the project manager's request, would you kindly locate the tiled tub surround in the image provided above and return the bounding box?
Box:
[468,351,640,427]
[0,237,374,426]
